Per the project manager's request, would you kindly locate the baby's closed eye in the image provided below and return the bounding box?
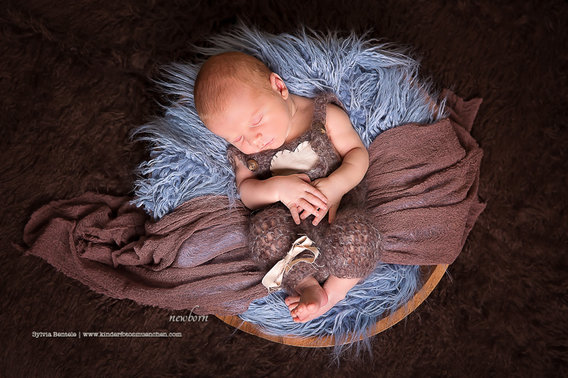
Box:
[251,114,263,127]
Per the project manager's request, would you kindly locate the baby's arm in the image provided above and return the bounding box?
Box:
[233,159,328,224]
[304,104,369,225]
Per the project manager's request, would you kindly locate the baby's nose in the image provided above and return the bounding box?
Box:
[252,133,264,147]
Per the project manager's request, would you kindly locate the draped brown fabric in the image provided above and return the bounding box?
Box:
[21,195,266,315]
[21,91,484,315]
[367,90,485,264]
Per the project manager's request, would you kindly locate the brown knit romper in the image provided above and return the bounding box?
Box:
[227,93,381,295]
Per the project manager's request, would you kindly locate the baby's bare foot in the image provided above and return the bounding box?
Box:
[284,277,328,323]
[306,276,362,321]
[285,276,362,323]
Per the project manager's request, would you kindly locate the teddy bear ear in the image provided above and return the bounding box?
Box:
[269,141,319,176]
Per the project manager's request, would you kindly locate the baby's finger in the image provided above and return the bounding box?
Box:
[300,210,311,220]
[304,185,328,205]
[328,205,338,224]
[299,203,325,220]
[299,208,314,221]
[296,198,319,218]
[298,193,327,220]
[300,208,315,220]
[289,205,301,225]
[312,207,328,226]
[303,191,328,211]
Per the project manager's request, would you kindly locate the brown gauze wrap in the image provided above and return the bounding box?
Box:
[20,90,485,315]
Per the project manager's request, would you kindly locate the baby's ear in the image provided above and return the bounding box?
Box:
[269,73,288,99]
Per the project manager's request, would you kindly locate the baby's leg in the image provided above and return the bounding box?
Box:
[287,202,382,323]
[249,204,297,269]
[322,207,382,280]
[250,204,327,320]
[281,247,330,321]
[282,217,333,322]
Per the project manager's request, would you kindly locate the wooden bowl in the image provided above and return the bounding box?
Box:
[217,264,448,347]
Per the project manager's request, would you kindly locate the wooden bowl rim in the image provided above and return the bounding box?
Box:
[217,264,448,348]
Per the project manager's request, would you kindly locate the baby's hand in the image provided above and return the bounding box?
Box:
[302,177,345,225]
[275,174,328,225]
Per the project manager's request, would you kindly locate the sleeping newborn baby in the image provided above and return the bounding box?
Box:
[193,51,381,323]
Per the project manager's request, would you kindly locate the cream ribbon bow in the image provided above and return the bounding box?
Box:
[261,235,320,292]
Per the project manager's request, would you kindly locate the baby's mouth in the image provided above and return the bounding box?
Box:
[261,138,274,150]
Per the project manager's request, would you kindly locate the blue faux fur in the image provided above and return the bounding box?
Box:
[131,25,445,350]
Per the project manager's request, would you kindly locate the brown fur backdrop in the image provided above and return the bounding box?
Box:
[1,0,566,376]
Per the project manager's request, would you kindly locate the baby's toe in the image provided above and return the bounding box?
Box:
[291,303,305,317]
[287,302,299,311]
[285,296,300,306]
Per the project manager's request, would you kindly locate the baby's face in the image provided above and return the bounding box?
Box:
[203,75,293,155]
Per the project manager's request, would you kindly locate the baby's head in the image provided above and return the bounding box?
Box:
[194,51,295,154]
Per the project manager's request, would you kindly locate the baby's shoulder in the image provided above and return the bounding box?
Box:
[325,102,348,120]
[324,103,352,134]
